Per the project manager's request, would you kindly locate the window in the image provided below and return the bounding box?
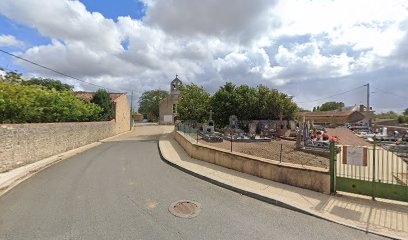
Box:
[172,104,177,114]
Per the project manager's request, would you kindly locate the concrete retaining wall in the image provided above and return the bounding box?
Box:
[175,131,330,193]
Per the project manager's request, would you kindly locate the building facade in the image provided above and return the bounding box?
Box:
[76,91,131,132]
[159,76,182,125]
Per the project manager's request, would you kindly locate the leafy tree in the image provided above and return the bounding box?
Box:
[268,89,297,127]
[298,108,311,112]
[210,83,298,127]
[256,85,272,119]
[177,83,211,122]
[375,111,399,119]
[0,81,102,123]
[23,78,73,91]
[211,82,238,126]
[0,70,23,83]
[138,90,169,122]
[234,85,258,121]
[91,89,114,121]
[404,108,408,116]
[317,101,345,111]
[312,107,316,112]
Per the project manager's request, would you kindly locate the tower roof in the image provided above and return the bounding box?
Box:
[171,74,182,84]
[170,74,182,93]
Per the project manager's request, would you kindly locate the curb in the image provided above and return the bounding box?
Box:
[0,129,133,198]
[157,137,403,240]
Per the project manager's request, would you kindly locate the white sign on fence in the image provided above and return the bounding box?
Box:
[342,146,367,166]
[163,115,173,123]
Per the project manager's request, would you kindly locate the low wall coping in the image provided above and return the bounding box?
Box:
[0,120,115,127]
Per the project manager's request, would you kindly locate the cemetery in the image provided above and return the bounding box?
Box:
[173,81,407,171]
[178,110,332,169]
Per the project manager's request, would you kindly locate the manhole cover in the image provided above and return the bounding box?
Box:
[169,200,201,218]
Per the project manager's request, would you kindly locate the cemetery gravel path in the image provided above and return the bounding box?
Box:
[0,126,388,240]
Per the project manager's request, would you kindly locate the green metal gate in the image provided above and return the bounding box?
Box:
[330,142,408,202]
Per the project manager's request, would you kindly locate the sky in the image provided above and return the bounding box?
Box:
[0,0,407,113]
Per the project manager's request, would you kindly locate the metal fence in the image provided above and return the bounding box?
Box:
[176,122,329,169]
[336,145,408,185]
[334,143,408,202]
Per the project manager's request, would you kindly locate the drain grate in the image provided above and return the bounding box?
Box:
[169,200,201,218]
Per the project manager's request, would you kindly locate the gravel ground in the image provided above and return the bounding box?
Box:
[197,137,329,169]
[186,127,370,169]
[325,128,371,146]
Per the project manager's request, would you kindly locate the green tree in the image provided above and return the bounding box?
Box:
[317,101,345,111]
[376,111,399,119]
[0,81,102,123]
[210,83,299,127]
[91,89,114,121]
[22,78,73,91]
[256,85,272,119]
[211,82,238,127]
[268,89,298,127]
[234,85,258,121]
[177,83,211,122]
[0,70,23,83]
[138,90,169,122]
[298,108,311,112]
[403,108,408,116]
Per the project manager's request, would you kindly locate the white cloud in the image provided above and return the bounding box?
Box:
[0,0,407,112]
[142,0,278,43]
[0,34,23,47]
[0,0,122,53]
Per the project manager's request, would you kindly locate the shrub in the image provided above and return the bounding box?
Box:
[0,81,102,123]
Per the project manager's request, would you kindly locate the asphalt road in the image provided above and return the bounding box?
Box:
[0,126,388,240]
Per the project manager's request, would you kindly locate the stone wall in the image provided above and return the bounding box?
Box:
[113,93,131,133]
[175,131,330,193]
[0,93,131,173]
[0,121,117,172]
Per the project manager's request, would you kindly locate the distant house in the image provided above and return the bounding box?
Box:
[300,104,373,126]
[338,104,374,125]
[76,91,131,132]
[299,111,365,125]
[133,112,143,122]
[159,76,182,125]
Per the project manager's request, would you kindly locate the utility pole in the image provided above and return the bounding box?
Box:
[130,91,133,130]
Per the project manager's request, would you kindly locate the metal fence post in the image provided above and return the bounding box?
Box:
[230,134,233,152]
[372,139,376,200]
[329,141,336,194]
[279,144,283,163]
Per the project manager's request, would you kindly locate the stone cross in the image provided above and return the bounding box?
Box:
[208,110,213,120]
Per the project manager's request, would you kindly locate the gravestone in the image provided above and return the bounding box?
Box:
[249,122,257,139]
[203,110,215,133]
[229,115,239,129]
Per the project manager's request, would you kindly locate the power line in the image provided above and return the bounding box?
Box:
[372,86,408,100]
[296,85,365,104]
[0,48,126,93]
